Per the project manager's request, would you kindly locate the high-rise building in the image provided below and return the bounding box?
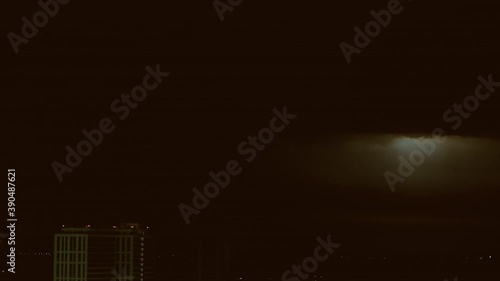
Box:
[53,223,154,281]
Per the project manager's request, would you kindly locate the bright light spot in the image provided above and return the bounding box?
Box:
[392,136,418,151]
[391,135,447,153]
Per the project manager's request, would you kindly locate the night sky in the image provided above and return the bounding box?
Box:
[2,0,500,280]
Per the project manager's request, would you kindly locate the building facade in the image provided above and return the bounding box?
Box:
[53,223,153,281]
